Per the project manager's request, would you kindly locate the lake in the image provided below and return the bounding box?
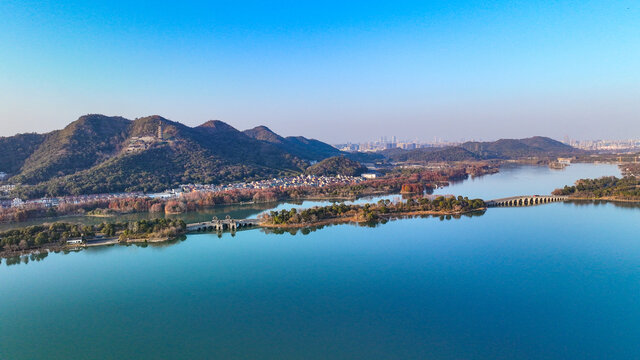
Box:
[2,163,639,360]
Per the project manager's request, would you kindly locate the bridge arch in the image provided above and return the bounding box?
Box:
[487,195,568,208]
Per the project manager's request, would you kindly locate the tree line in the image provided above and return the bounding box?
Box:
[1,218,186,255]
[553,176,640,200]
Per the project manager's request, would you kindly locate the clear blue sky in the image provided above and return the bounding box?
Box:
[0,0,638,143]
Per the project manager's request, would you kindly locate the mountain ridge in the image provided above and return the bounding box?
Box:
[1,114,340,198]
[243,126,342,161]
[382,136,581,163]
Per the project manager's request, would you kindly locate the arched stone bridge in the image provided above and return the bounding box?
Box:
[487,195,568,207]
[187,216,260,232]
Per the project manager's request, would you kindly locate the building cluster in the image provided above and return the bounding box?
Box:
[124,125,167,153]
[1,175,367,209]
[124,136,157,153]
[336,136,460,152]
[1,191,145,210]
[564,138,640,151]
[0,184,15,195]
[157,175,366,198]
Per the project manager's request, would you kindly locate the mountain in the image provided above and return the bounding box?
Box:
[13,115,131,185]
[459,136,580,159]
[519,136,578,153]
[243,125,285,144]
[383,137,580,163]
[0,133,46,176]
[383,147,480,163]
[0,115,340,198]
[195,121,303,169]
[243,126,342,161]
[304,156,369,177]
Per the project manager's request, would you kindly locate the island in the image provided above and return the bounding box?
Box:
[259,196,486,228]
[0,218,187,258]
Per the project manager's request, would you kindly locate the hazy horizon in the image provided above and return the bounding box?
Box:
[1,1,638,143]
[0,112,615,145]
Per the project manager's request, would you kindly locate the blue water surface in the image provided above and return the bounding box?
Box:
[1,163,637,360]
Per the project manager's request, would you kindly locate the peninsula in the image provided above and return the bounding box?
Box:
[553,176,640,202]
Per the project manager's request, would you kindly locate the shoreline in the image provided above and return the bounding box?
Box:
[567,197,640,204]
[6,195,637,260]
[0,192,398,228]
[0,235,179,259]
[260,208,486,229]
[5,196,637,260]
[0,162,502,226]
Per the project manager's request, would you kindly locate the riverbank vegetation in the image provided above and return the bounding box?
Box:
[553,176,640,201]
[261,196,486,227]
[0,218,186,258]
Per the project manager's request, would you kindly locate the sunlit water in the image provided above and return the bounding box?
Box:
[3,163,638,360]
[433,162,621,199]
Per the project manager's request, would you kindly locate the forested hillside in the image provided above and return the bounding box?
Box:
[0,114,341,198]
[304,156,369,176]
[383,137,580,163]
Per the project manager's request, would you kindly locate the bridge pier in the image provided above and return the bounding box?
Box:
[488,195,568,208]
[186,216,260,233]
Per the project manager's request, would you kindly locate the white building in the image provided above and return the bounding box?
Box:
[11,198,24,208]
[39,198,60,208]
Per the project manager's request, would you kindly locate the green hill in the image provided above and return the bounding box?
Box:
[382,147,480,162]
[13,115,131,185]
[305,156,369,177]
[243,126,342,161]
[383,137,580,163]
[1,114,341,198]
[0,133,46,176]
[459,136,579,159]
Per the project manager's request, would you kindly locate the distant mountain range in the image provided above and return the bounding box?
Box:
[0,115,582,198]
[0,114,343,197]
[382,136,581,163]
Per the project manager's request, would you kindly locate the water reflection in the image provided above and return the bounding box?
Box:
[4,251,49,266]
[567,199,640,210]
[0,201,284,232]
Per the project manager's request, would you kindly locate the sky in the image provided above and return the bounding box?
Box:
[0,0,638,143]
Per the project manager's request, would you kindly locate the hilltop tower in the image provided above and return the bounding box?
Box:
[157,123,163,140]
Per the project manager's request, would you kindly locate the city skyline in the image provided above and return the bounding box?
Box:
[335,135,640,152]
[2,111,640,146]
[1,1,639,142]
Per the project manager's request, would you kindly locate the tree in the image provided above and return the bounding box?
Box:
[35,232,48,245]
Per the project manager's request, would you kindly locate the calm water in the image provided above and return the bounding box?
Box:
[3,163,639,360]
[433,162,621,199]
